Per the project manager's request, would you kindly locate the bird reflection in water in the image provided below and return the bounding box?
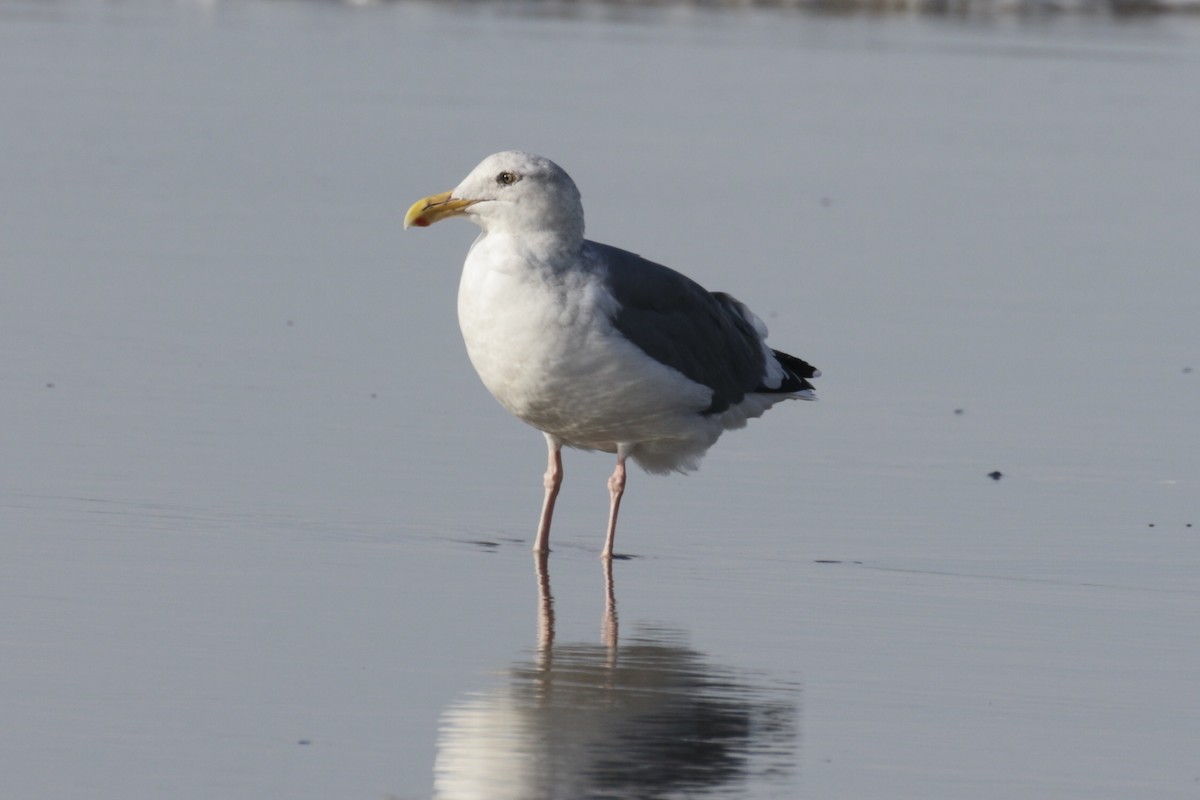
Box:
[433,555,800,798]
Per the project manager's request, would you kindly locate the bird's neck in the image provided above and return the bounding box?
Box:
[474,228,583,275]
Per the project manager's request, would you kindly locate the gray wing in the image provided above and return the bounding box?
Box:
[588,241,768,415]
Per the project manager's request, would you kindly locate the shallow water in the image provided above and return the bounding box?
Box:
[2,2,1198,798]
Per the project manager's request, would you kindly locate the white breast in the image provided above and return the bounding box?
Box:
[456,235,713,453]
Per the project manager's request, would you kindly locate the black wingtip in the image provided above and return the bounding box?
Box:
[770,349,820,394]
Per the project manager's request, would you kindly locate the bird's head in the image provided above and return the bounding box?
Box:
[404,151,585,242]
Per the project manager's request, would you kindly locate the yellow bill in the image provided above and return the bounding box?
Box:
[404,190,479,229]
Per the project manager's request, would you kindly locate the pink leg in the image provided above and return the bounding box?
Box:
[601,453,627,560]
[534,436,562,554]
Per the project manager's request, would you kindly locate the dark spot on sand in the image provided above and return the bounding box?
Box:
[988,471,1003,481]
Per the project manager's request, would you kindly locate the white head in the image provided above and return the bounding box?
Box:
[404,151,585,244]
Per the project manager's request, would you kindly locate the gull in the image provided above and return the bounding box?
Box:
[405,151,818,559]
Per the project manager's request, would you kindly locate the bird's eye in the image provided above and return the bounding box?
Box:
[496,171,518,186]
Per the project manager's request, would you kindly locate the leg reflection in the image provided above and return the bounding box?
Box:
[532,550,620,656]
[436,556,800,799]
[534,550,554,658]
[602,556,618,658]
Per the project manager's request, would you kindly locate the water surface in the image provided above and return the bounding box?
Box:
[2,2,1197,798]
